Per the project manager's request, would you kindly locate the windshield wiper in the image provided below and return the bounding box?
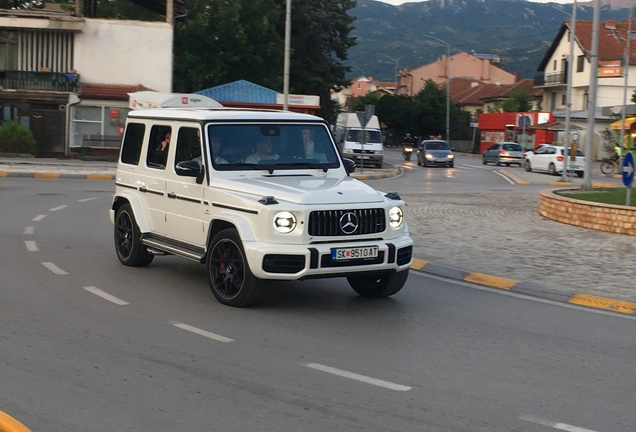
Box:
[274,162,331,173]
[235,163,277,174]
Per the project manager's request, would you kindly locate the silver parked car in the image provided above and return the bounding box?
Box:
[482,142,523,166]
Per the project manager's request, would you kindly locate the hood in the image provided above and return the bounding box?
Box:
[215,175,385,205]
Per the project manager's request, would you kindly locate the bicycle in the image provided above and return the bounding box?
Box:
[599,157,620,175]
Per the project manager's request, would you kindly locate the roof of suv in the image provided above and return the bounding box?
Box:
[128,108,324,122]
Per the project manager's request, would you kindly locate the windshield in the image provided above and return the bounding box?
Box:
[345,129,382,143]
[207,123,341,171]
[424,141,450,150]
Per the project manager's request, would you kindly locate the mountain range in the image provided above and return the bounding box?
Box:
[348,0,636,82]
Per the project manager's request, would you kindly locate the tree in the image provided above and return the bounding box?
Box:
[174,0,284,93]
[351,92,380,112]
[502,88,533,112]
[412,79,446,138]
[278,0,357,122]
[375,95,415,137]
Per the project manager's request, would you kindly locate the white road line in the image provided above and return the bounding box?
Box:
[41,262,68,275]
[520,415,599,432]
[25,241,38,252]
[494,171,516,184]
[49,205,68,212]
[32,215,47,222]
[83,286,129,306]
[305,363,411,392]
[24,227,34,235]
[172,323,234,343]
[77,198,96,202]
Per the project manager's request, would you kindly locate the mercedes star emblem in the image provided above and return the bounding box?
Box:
[339,212,359,234]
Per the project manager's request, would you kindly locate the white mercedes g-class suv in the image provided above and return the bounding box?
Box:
[110,107,413,307]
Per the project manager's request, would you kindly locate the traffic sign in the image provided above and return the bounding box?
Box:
[622,151,635,187]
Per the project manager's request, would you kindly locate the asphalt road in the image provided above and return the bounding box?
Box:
[1,178,635,432]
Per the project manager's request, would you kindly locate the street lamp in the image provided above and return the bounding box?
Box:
[379,52,399,95]
[423,35,450,143]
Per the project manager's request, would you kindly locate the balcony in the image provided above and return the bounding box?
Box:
[534,71,567,87]
[0,70,78,92]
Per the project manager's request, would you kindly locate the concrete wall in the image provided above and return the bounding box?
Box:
[74,19,173,93]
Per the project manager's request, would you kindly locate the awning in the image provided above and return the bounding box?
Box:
[610,117,636,130]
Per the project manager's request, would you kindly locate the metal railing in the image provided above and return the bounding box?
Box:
[0,70,78,92]
[535,71,567,86]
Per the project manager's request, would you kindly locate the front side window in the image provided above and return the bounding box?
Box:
[207,123,340,171]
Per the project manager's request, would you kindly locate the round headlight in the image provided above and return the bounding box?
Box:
[273,211,297,233]
[389,207,403,228]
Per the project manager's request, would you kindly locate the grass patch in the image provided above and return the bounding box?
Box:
[558,187,636,206]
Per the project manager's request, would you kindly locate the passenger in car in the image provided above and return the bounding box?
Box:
[244,137,279,163]
[211,137,229,164]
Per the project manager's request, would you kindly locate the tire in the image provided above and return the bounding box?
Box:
[482,156,487,165]
[577,172,584,178]
[207,228,266,307]
[114,204,154,267]
[524,160,532,172]
[600,161,614,175]
[448,162,454,168]
[505,163,510,167]
[496,158,501,166]
[417,157,421,166]
[347,269,409,298]
[549,163,558,175]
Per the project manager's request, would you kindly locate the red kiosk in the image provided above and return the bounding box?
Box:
[477,112,555,153]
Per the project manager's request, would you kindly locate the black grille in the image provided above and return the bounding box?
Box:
[397,246,413,266]
[308,209,386,236]
[263,254,306,274]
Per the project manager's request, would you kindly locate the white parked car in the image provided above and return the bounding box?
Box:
[523,144,585,177]
[110,107,413,307]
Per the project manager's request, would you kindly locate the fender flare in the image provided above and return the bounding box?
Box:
[207,212,258,245]
[112,192,151,233]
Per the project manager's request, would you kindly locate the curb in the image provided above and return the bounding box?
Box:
[409,258,636,316]
[353,166,401,180]
[0,171,115,180]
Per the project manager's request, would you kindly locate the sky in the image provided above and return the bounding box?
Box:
[374,0,573,5]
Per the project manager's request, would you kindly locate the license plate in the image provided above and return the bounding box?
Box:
[332,246,379,261]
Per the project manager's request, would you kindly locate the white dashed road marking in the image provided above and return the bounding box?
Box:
[83,286,129,306]
[25,241,38,252]
[77,198,96,202]
[305,363,412,392]
[24,227,34,235]
[41,262,68,275]
[520,415,599,432]
[49,205,68,212]
[32,215,47,222]
[171,322,234,343]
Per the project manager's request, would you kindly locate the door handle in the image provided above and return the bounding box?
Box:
[167,192,176,199]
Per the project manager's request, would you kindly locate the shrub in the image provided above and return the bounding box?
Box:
[0,122,37,155]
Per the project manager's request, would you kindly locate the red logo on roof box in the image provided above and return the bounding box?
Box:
[182,97,188,104]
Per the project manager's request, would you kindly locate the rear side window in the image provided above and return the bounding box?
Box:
[120,123,146,165]
[146,125,173,169]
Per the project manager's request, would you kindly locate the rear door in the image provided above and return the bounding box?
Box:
[165,125,207,247]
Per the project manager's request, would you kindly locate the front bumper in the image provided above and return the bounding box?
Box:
[243,235,413,280]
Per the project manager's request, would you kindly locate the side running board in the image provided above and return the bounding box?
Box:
[141,233,206,263]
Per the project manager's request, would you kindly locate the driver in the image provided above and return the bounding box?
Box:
[245,137,279,163]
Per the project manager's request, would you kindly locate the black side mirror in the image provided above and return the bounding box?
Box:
[176,160,203,179]
[343,158,356,174]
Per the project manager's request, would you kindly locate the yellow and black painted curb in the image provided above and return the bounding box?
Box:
[0,171,115,180]
[0,410,31,432]
[410,258,636,316]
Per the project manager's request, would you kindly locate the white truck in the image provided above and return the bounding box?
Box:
[334,113,383,168]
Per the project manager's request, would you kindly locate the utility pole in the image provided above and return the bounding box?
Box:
[561,0,577,182]
[283,0,292,111]
[619,14,632,155]
[583,0,600,191]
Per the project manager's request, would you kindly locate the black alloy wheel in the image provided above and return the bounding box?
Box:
[114,204,154,266]
[207,228,266,307]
